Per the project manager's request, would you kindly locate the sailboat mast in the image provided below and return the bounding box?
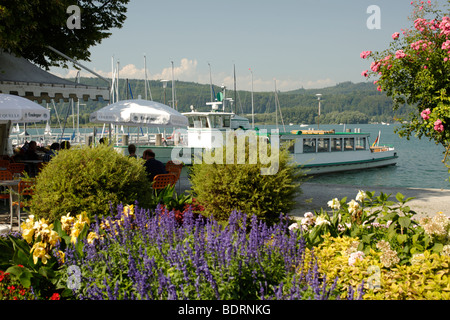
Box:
[144,55,148,100]
[171,61,176,110]
[233,64,237,114]
[144,55,153,101]
[250,68,254,128]
[208,63,213,102]
[274,79,278,128]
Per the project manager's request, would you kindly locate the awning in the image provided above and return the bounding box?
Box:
[90,99,189,128]
[0,50,109,103]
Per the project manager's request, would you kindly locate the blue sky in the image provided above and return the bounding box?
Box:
[51,0,442,91]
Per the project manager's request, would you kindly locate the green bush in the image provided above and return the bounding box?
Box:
[189,136,304,224]
[30,144,153,222]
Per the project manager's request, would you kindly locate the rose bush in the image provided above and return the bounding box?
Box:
[362,0,450,172]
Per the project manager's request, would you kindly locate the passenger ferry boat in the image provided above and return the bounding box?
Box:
[113,100,398,174]
[178,102,398,174]
[279,129,398,174]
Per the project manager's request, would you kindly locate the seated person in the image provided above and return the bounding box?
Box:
[43,142,60,162]
[25,141,40,160]
[128,144,137,158]
[142,149,167,181]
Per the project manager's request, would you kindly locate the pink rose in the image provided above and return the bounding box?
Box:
[392,32,400,40]
[395,50,407,59]
[361,70,368,77]
[360,51,372,59]
[434,119,444,132]
[421,108,431,120]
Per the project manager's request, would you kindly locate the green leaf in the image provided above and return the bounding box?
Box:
[432,242,444,253]
[397,234,408,244]
[398,216,411,229]
[395,192,405,203]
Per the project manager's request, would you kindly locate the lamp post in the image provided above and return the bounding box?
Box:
[316,94,322,130]
[161,80,169,105]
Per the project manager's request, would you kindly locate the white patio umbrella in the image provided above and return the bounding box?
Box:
[0,94,50,123]
[0,94,50,155]
[89,98,188,127]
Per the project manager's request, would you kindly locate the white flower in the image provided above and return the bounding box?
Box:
[348,251,365,266]
[300,212,316,231]
[288,223,299,231]
[347,199,360,215]
[327,198,341,210]
[304,212,314,218]
[356,190,367,202]
[315,216,331,226]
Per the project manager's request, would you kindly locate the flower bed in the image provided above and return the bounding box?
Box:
[56,205,354,300]
[290,190,450,300]
[1,189,449,300]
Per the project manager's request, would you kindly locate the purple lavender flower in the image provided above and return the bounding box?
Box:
[60,203,358,300]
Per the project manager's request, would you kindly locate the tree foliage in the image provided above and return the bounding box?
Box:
[0,0,130,68]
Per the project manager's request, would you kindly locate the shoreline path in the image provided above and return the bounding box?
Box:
[177,170,450,219]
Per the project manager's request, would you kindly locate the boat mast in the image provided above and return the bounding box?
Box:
[171,61,177,110]
[144,55,153,101]
[233,64,237,114]
[250,68,254,128]
[208,62,214,102]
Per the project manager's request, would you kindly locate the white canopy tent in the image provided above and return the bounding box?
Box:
[0,94,51,155]
[89,99,188,128]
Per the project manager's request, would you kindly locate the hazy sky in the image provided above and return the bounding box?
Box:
[50,0,442,92]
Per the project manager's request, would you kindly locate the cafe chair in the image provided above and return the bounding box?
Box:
[8,163,25,175]
[165,160,183,182]
[0,170,13,205]
[152,173,177,190]
[0,159,10,168]
[11,179,35,227]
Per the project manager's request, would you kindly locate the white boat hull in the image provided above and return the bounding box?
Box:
[299,154,398,175]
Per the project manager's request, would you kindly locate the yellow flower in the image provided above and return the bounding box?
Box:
[123,204,135,217]
[61,212,74,229]
[77,211,90,225]
[56,250,65,264]
[48,230,61,247]
[21,227,35,244]
[87,232,99,244]
[31,242,51,264]
[70,228,81,244]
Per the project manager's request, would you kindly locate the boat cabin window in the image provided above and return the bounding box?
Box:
[188,116,209,128]
[356,137,366,150]
[209,115,222,128]
[344,137,355,151]
[317,138,330,153]
[303,138,316,153]
[223,116,231,128]
[331,138,342,152]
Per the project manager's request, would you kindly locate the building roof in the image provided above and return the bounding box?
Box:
[0,50,109,103]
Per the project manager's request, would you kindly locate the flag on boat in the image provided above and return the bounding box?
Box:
[372,130,381,147]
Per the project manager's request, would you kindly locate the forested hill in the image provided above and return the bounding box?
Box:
[67,77,413,125]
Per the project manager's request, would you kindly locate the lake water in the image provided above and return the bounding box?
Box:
[276,123,450,190]
[21,123,450,190]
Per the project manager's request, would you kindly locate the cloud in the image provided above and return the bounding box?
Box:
[50,58,334,92]
[151,58,198,81]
